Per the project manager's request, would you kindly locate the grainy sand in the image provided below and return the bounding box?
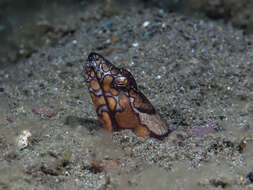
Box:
[1,5,253,190]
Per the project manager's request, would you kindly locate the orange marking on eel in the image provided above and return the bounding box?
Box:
[107,96,116,111]
[103,75,113,91]
[90,93,106,109]
[134,124,149,137]
[90,80,100,91]
[115,95,139,129]
[90,71,95,78]
[84,73,89,80]
[111,68,119,75]
[96,70,101,79]
[99,111,113,131]
[103,75,119,96]
[102,63,110,72]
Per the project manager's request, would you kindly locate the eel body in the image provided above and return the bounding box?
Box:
[83,52,169,138]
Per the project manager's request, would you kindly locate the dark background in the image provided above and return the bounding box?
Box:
[1,0,253,68]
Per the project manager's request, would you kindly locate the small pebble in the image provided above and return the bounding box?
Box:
[91,158,121,173]
[32,106,54,117]
[188,123,215,137]
[17,130,32,150]
[142,21,150,27]
[247,172,253,182]
[132,42,139,47]
[66,62,73,67]
[156,75,161,79]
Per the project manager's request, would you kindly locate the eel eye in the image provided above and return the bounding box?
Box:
[114,76,129,88]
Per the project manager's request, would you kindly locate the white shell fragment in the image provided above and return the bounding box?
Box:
[142,21,150,27]
[17,130,32,150]
[132,42,139,47]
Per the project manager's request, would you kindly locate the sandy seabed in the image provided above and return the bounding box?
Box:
[1,6,253,190]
